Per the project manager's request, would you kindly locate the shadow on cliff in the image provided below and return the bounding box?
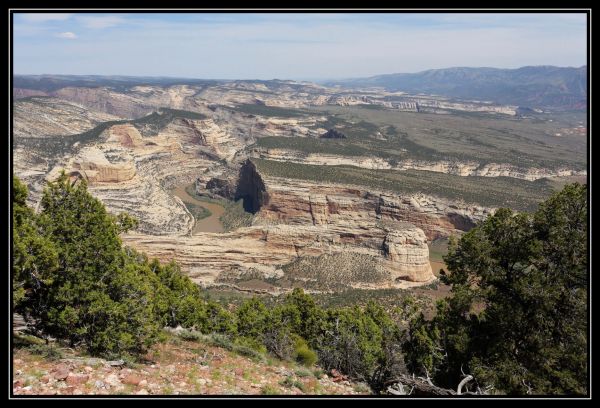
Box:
[234,159,269,214]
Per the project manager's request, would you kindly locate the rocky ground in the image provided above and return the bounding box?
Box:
[12,333,371,396]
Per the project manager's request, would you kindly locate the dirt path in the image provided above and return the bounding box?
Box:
[172,184,225,234]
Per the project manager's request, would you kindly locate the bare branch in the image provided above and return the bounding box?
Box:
[522,379,533,395]
[422,365,435,386]
[457,375,474,395]
[385,375,456,396]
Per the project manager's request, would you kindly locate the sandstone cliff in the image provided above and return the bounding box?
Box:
[122,222,434,288]
[255,149,586,181]
[248,171,490,241]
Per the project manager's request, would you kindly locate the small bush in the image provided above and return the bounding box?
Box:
[232,337,267,362]
[294,367,312,378]
[203,333,234,351]
[233,336,266,353]
[233,344,266,362]
[279,376,305,392]
[13,333,46,348]
[27,343,63,361]
[260,384,280,395]
[178,329,202,341]
[295,345,317,367]
[313,368,325,379]
[294,337,317,367]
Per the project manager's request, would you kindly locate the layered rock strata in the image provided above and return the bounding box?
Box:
[255,149,587,181]
[122,222,434,286]
[250,172,491,241]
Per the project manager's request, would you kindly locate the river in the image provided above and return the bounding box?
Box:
[172,183,225,233]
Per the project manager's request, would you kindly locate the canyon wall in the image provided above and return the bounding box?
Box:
[122,222,434,288]
[247,170,491,241]
[256,149,587,181]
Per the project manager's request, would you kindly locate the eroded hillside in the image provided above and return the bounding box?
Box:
[12,77,587,293]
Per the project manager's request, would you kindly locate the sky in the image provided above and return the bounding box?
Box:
[12,12,588,80]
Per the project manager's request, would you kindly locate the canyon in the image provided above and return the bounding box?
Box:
[12,76,587,293]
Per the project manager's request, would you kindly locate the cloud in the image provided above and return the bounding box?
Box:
[77,15,125,29]
[56,32,77,39]
[14,13,587,79]
[20,13,72,23]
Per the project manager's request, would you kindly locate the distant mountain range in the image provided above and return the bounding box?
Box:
[13,65,587,111]
[324,66,587,110]
[12,75,221,93]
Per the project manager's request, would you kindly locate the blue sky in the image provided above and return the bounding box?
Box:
[13,12,587,80]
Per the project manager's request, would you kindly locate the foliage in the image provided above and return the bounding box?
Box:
[13,174,161,355]
[12,176,59,313]
[231,289,402,389]
[15,176,586,394]
[27,343,64,361]
[294,337,317,367]
[12,174,208,357]
[403,184,588,395]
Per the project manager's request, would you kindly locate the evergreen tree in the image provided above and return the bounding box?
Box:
[12,176,59,318]
[403,184,588,395]
[14,173,160,355]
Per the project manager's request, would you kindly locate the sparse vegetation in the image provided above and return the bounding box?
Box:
[253,158,557,212]
[260,384,280,395]
[305,105,586,170]
[280,253,389,291]
[132,108,207,137]
[14,107,207,155]
[182,201,211,222]
[232,103,310,118]
[12,174,588,395]
[184,184,254,232]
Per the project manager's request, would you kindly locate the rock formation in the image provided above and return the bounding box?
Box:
[235,160,269,213]
[122,222,434,287]
[254,149,586,182]
[320,129,347,139]
[14,79,584,293]
[70,147,136,183]
[248,170,489,240]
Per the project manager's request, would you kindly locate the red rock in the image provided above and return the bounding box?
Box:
[61,386,76,395]
[121,374,143,386]
[13,379,24,388]
[53,368,70,381]
[66,373,89,386]
[41,375,51,383]
[329,369,348,382]
[234,368,244,377]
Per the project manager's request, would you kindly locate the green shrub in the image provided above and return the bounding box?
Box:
[236,297,268,339]
[403,184,588,395]
[294,337,317,367]
[279,376,305,392]
[178,329,202,342]
[232,344,266,363]
[260,384,280,395]
[14,174,161,356]
[234,336,267,354]
[314,307,385,383]
[202,333,234,351]
[201,302,237,335]
[294,367,312,378]
[27,343,63,361]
